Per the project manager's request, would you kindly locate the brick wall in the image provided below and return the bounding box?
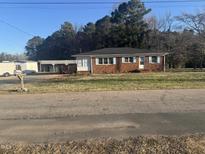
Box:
[144,56,164,72]
[119,57,139,73]
[91,56,164,74]
[92,58,117,74]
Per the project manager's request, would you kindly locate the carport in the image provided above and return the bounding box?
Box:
[38,60,77,74]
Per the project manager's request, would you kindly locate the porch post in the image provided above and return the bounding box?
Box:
[39,63,42,72]
[52,64,55,72]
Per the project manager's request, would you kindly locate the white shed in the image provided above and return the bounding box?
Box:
[0,62,16,76]
[15,61,38,74]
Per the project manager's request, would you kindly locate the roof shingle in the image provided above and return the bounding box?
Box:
[73,48,168,57]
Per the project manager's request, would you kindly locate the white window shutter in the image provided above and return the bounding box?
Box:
[133,57,137,63]
[157,56,160,63]
[122,57,125,63]
[113,57,116,64]
[149,57,152,63]
[96,58,99,65]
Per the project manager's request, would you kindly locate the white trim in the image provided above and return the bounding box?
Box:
[122,57,125,63]
[122,56,136,63]
[38,60,76,65]
[149,56,152,63]
[96,58,99,65]
[76,57,91,72]
[149,56,160,64]
[113,57,116,64]
[157,56,160,63]
[96,57,115,65]
[133,57,137,63]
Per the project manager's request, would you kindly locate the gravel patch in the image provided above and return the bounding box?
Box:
[0,135,205,154]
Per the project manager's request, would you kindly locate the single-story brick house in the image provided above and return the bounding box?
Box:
[73,48,169,74]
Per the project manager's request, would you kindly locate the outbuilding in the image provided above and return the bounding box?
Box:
[15,61,38,74]
[38,60,77,74]
[0,62,16,76]
[0,61,38,76]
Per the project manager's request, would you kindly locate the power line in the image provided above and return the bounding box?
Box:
[0,4,203,10]
[0,6,113,9]
[144,0,205,3]
[0,0,204,5]
[0,2,118,5]
[0,18,35,36]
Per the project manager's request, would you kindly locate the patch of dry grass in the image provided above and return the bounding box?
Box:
[0,135,205,154]
[25,72,205,93]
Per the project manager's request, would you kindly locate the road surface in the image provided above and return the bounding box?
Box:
[0,89,205,143]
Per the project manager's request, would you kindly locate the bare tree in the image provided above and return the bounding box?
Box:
[146,16,165,31]
[160,12,174,32]
[176,12,205,36]
[176,11,205,70]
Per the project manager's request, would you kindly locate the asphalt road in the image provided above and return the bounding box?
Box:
[0,89,205,143]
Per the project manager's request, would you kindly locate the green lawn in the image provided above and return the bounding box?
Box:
[26,72,205,93]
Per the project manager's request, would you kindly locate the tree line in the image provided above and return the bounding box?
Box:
[0,52,27,62]
[24,0,205,69]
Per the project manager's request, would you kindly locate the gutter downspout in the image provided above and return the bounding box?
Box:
[164,55,166,72]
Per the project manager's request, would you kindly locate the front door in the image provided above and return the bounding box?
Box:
[139,56,145,69]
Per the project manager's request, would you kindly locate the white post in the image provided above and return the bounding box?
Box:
[21,77,24,89]
[52,64,55,72]
[17,74,27,92]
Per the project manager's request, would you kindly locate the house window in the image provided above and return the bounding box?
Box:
[99,58,103,64]
[96,58,115,65]
[125,57,129,63]
[77,60,83,67]
[152,56,158,63]
[129,57,134,63]
[122,57,136,63]
[77,58,88,67]
[149,56,160,64]
[104,58,108,64]
[109,58,114,64]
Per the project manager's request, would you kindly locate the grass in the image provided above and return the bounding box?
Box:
[167,68,205,72]
[24,72,205,93]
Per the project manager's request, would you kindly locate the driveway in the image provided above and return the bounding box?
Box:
[0,89,204,143]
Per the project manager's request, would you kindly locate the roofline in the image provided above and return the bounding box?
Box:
[72,52,169,57]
